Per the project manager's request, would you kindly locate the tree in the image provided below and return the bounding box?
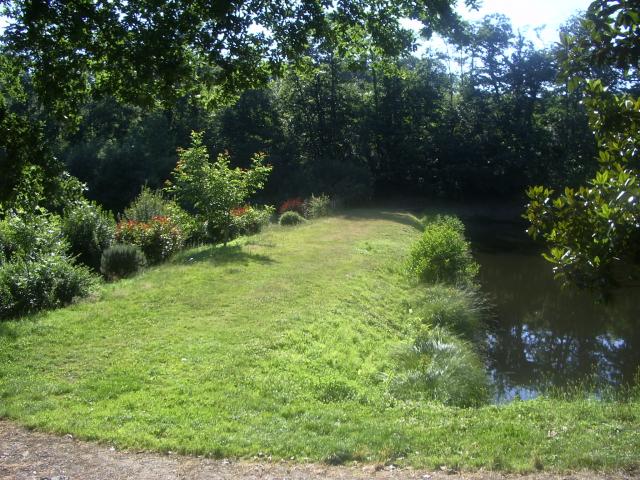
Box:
[0,0,478,210]
[525,0,640,291]
[167,132,272,244]
[1,0,479,115]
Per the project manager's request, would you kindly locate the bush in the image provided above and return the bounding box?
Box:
[0,211,66,262]
[115,216,184,264]
[62,200,115,270]
[279,211,306,226]
[0,255,96,319]
[123,186,202,244]
[0,212,96,319]
[391,326,491,407]
[279,197,305,215]
[100,244,147,281]
[406,216,478,286]
[230,205,274,237]
[123,186,167,222]
[304,194,332,219]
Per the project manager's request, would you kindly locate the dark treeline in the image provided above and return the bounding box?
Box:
[55,14,596,213]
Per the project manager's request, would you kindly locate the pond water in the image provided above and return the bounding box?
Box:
[462,213,640,402]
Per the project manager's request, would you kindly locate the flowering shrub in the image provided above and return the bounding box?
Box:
[231,206,250,217]
[115,216,184,264]
[231,205,274,237]
[279,198,304,215]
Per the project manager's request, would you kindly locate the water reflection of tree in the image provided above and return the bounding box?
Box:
[477,252,640,398]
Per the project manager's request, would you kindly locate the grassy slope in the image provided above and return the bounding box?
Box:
[0,210,638,472]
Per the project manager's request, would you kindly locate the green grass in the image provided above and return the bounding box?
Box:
[0,209,639,472]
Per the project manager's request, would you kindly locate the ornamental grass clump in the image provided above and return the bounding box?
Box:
[391,325,491,407]
[406,216,478,286]
[100,244,147,281]
[414,285,486,340]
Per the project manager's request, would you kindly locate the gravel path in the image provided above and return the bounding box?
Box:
[0,420,637,480]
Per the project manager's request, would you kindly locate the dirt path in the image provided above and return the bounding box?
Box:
[0,421,637,480]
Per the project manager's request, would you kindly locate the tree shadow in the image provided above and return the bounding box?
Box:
[339,209,425,231]
[173,244,276,266]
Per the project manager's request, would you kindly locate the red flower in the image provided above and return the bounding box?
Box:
[279,198,304,215]
[231,206,249,217]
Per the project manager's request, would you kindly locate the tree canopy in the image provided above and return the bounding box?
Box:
[1,0,478,114]
[526,0,640,291]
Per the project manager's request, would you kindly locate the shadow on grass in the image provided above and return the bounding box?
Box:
[173,244,276,266]
[339,209,425,231]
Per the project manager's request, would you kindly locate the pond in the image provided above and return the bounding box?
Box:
[462,212,640,402]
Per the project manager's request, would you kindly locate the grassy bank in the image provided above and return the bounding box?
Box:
[0,210,638,472]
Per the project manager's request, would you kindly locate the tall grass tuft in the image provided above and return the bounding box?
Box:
[391,326,491,407]
[413,285,487,340]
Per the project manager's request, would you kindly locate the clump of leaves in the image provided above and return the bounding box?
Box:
[526,82,640,290]
[304,194,333,219]
[62,199,115,270]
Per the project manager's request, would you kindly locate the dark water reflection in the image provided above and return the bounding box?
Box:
[462,215,640,402]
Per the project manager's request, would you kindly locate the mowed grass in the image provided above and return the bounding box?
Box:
[0,209,638,472]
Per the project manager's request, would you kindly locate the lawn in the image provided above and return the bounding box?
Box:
[0,210,638,472]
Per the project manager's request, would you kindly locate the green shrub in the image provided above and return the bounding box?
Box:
[231,205,274,237]
[0,212,96,319]
[100,244,147,281]
[115,216,184,264]
[406,216,478,286]
[391,326,491,407]
[279,211,306,226]
[0,211,66,262]
[123,186,167,222]
[304,194,332,219]
[123,186,202,244]
[62,200,115,270]
[0,255,96,319]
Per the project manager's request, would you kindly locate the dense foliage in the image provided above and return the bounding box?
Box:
[406,216,479,286]
[0,212,96,319]
[115,216,184,265]
[168,132,272,243]
[526,0,640,290]
[100,243,147,281]
[61,200,115,270]
[279,211,306,226]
